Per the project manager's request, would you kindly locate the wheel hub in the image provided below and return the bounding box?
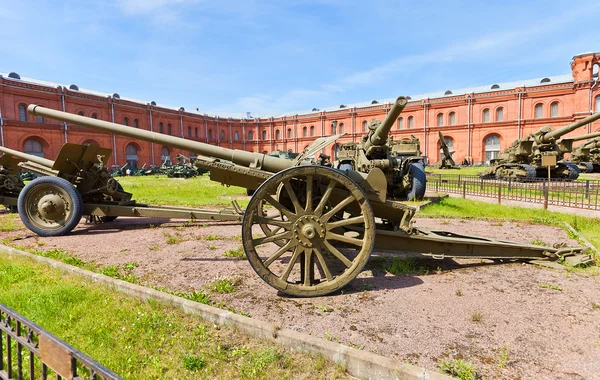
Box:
[37,193,67,221]
[293,215,326,248]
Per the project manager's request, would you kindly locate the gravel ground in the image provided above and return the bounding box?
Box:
[1,213,599,379]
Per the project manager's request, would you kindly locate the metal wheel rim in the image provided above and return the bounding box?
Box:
[23,183,74,231]
[243,165,375,296]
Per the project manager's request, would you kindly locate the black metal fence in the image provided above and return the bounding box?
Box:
[427,174,600,210]
[0,303,122,380]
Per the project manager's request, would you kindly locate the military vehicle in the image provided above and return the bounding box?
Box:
[0,152,26,211]
[564,131,600,173]
[111,163,129,177]
[0,144,242,237]
[430,131,458,169]
[480,112,600,180]
[335,117,427,200]
[28,100,592,296]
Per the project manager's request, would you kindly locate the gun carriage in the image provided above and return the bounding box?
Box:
[480,112,600,180]
[563,131,600,173]
[27,100,592,296]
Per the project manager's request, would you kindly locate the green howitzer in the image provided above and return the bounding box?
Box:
[0,150,27,211]
[430,131,458,169]
[562,131,600,173]
[28,102,593,297]
[480,111,600,180]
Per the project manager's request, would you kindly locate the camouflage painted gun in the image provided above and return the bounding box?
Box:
[480,112,600,180]
[430,131,458,169]
[28,101,592,297]
[562,131,600,173]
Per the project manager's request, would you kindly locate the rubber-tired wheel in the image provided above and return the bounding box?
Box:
[242,165,375,297]
[18,176,83,237]
[406,162,426,201]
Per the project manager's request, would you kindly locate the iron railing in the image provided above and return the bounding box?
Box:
[0,303,122,380]
[427,174,600,210]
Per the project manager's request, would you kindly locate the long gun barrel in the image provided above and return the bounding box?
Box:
[363,96,408,152]
[542,111,600,142]
[568,131,600,142]
[0,145,55,168]
[28,105,292,174]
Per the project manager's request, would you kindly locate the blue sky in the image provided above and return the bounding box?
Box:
[1,0,598,116]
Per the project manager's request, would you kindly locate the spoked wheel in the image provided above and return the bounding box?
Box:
[242,165,375,297]
[17,176,83,237]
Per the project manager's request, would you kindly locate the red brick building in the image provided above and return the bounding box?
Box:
[1,52,599,167]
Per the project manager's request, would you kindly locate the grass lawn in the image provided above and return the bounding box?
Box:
[117,175,249,207]
[426,166,488,176]
[419,197,600,266]
[0,254,347,379]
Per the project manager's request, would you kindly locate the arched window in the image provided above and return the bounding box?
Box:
[195,127,198,138]
[535,104,543,119]
[208,129,213,140]
[331,123,337,134]
[484,135,501,164]
[550,102,559,117]
[483,108,490,123]
[449,112,456,125]
[161,146,170,163]
[23,139,43,157]
[437,113,443,126]
[159,122,164,134]
[275,129,281,140]
[408,116,414,129]
[287,128,292,138]
[248,130,254,140]
[188,127,191,137]
[220,130,226,140]
[134,119,139,128]
[36,115,44,123]
[125,143,138,167]
[363,120,368,132]
[77,111,85,117]
[167,123,172,135]
[234,131,239,141]
[596,96,600,112]
[309,125,314,136]
[303,127,307,137]
[398,117,404,129]
[91,113,98,119]
[496,107,503,122]
[339,123,344,134]
[438,137,453,161]
[262,130,267,140]
[18,104,27,121]
[123,117,129,126]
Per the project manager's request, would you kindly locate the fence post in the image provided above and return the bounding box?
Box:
[462,182,466,198]
[457,175,461,188]
[585,180,590,200]
[508,177,512,192]
[497,183,501,204]
[543,179,548,210]
[435,178,439,193]
[480,178,484,191]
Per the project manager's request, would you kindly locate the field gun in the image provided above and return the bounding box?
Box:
[480,112,600,180]
[0,143,243,236]
[0,152,26,211]
[561,131,600,173]
[28,102,593,297]
[430,132,458,169]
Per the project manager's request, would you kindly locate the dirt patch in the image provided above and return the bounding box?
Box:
[1,212,599,379]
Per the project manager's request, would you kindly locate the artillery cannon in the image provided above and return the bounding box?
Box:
[334,100,427,200]
[561,131,600,173]
[480,112,600,180]
[0,143,242,236]
[430,131,458,169]
[0,152,26,211]
[28,101,593,296]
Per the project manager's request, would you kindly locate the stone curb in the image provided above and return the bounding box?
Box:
[0,244,451,380]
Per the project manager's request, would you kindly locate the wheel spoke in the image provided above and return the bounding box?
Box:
[281,246,303,282]
[305,174,313,213]
[253,216,292,230]
[327,232,364,247]
[313,246,333,281]
[314,180,336,217]
[303,249,314,286]
[263,195,296,219]
[252,231,293,246]
[322,240,353,267]
[321,195,355,222]
[283,179,304,215]
[264,240,295,267]
[327,216,365,230]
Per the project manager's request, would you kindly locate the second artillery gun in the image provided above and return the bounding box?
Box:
[430,131,458,169]
[564,131,600,173]
[28,100,592,297]
[480,111,600,180]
